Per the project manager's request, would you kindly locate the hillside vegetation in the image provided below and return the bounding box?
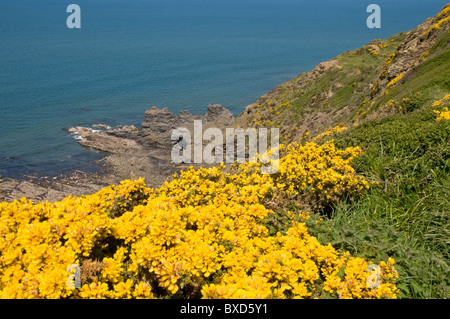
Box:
[0,4,449,299]
[235,4,450,298]
[0,143,400,299]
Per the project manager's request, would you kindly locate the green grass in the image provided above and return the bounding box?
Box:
[318,102,450,298]
[310,31,450,298]
[307,194,449,298]
[270,100,450,298]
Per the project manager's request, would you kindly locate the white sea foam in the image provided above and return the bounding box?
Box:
[71,132,83,141]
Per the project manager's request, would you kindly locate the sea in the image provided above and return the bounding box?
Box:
[0,0,447,178]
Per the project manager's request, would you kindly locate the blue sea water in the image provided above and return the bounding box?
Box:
[0,0,448,178]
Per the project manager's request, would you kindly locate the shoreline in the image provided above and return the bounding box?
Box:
[0,104,235,203]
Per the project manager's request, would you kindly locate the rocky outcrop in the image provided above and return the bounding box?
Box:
[69,104,234,153]
[140,104,234,145]
[385,4,450,82]
[0,104,234,203]
[205,103,235,124]
[73,126,141,154]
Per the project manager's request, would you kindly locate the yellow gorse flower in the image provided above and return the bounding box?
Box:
[433,94,450,120]
[312,124,348,142]
[0,139,398,299]
[434,107,450,120]
[387,73,404,88]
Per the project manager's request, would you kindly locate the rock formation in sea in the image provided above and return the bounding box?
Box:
[0,104,235,203]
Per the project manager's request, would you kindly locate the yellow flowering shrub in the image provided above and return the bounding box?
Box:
[433,94,450,120]
[0,139,398,299]
[434,107,450,120]
[381,53,395,78]
[387,73,404,88]
[432,16,450,31]
[312,124,348,142]
[275,141,370,206]
[0,180,150,299]
[423,4,450,36]
[432,93,450,107]
[436,4,450,19]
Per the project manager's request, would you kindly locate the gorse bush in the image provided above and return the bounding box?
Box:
[0,141,398,299]
[433,93,450,120]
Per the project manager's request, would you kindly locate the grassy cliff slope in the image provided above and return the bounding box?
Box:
[234,4,450,298]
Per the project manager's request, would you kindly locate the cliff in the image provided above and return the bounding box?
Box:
[233,4,450,143]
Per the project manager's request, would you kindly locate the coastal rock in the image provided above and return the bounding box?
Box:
[205,103,234,124]
[93,124,112,130]
[71,126,143,154]
[140,104,235,144]
[68,104,234,155]
[0,103,233,202]
[385,8,448,82]
[140,107,182,142]
[106,125,140,140]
